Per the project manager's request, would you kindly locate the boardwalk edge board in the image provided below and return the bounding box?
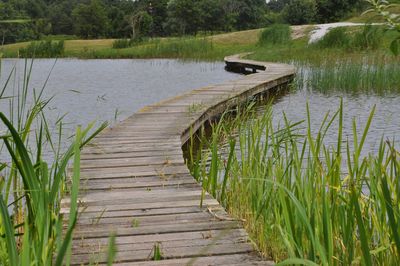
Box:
[63,54,296,265]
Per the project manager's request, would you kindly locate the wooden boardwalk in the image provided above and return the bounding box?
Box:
[61,55,295,265]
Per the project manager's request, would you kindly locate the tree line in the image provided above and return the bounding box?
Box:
[1,0,367,44]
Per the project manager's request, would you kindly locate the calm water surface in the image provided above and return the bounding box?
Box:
[270,79,400,157]
[1,59,399,159]
[0,58,237,135]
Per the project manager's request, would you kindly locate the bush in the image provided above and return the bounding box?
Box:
[19,40,64,58]
[112,38,131,49]
[283,0,317,25]
[352,24,383,50]
[316,27,350,48]
[258,24,292,45]
[316,25,384,51]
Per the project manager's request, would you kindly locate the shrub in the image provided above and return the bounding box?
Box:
[352,24,383,50]
[19,40,64,58]
[316,25,384,51]
[112,38,131,49]
[316,27,350,48]
[258,24,292,45]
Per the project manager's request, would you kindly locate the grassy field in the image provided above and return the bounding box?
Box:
[1,23,397,65]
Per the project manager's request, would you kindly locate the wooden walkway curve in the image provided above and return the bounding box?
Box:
[61,55,295,265]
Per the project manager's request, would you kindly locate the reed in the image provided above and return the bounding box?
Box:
[258,24,292,46]
[189,101,400,265]
[18,40,65,58]
[315,27,351,49]
[0,59,106,265]
[92,37,223,60]
[300,58,400,94]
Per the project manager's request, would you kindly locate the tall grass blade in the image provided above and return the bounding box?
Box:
[351,189,372,266]
[107,234,117,266]
[381,174,400,257]
[65,126,82,266]
[0,195,18,265]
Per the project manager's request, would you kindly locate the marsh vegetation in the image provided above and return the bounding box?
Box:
[0,60,106,265]
[188,100,400,265]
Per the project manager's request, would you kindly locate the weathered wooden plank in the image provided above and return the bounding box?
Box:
[63,191,205,208]
[73,228,245,247]
[110,253,272,266]
[73,206,231,230]
[72,235,249,255]
[61,198,219,214]
[79,164,190,179]
[79,157,184,169]
[70,206,223,220]
[79,178,197,191]
[72,220,241,239]
[70,243,255,265]
[81,150,184,160]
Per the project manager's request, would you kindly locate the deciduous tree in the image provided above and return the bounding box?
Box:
[72,0,110,38]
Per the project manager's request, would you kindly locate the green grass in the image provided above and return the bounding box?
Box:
[258,24,292,46]
[315,27,351,49]
[19,40,65,58]
[188,101,400,265]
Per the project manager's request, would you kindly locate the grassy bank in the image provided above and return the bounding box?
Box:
[1,24,398,64]
[188,102,400,265]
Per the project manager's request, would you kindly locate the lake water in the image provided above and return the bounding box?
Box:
[270,87,400,158]
[1,59,399,161]
[0,59,237,137]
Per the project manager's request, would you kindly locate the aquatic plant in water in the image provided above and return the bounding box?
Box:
[0,59,106,265]
[189,101,400,265]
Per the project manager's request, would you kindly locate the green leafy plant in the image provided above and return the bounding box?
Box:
[189,100,400,264]
[365,0,400,55]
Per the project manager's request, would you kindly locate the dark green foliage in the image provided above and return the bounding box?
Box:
[2,0,270,43]
[258,24,291,45]
[138,12,154,37]
[1,0,385,44]
[48,1,76,36]
[165,0,202,35]
[316,27,350,48]
[19,40,65,58]
[267,0,290,12]
[0,20,46,44]
[270,0,366,25]
[72,0,110,38]
[198,0,226,33]
[234,0,267,30]
[283,0,317,25]
[316,0,364,22]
